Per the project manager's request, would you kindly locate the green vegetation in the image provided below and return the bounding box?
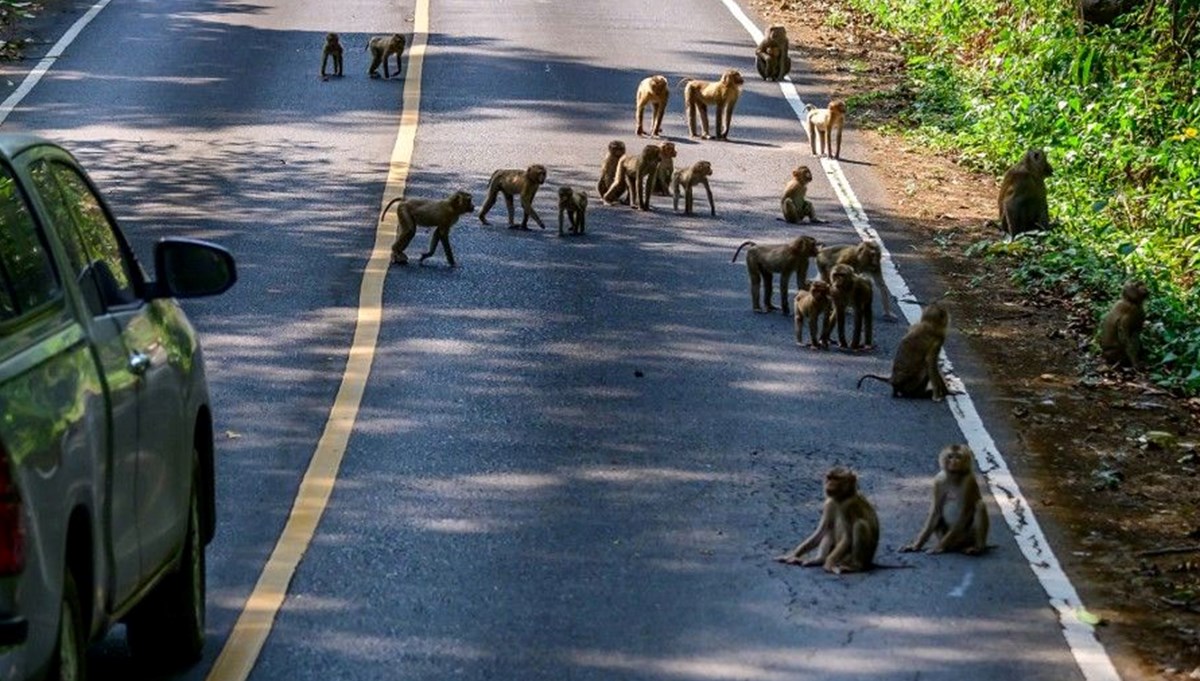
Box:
[842,0,1200,392]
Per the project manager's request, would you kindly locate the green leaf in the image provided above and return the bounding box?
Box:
[1075,607,1103,626]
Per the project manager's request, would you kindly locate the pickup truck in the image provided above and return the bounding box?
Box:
[0,133,235,680]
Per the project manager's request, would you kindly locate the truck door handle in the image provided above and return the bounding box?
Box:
[128,351,150,375]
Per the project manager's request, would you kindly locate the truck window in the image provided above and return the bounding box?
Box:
[0,167,59,324]
[29,160,137,314]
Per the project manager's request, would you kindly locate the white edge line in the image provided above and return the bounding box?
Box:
[0,0,113,127]
[717,1,1122,679]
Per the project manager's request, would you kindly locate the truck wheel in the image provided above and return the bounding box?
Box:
[126,473,206,668]
[48,570,88,681]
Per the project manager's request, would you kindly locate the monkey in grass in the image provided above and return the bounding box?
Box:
[806,100,846,159]
[901,445,989,556]
[794,280,831,349]
[635,75,670,137]
[732,236,821,315]
[823,264,874,350]
[997,148,1053,238]
[816,240,897,320]
[678,69,744,140]
[775,466,880,574]
[367,34,406,79]
[320,33,343,80]
[858,302,952,401]
[671,161,715,216]
[380,190,475,267]
[755,25,791,81]
[780,165,821,224]
[1098,280,1148,370]
[557,186,587,236]
[597,140,627,199]
[479,165,548,230]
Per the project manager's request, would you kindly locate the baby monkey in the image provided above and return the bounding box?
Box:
[806,100,846,159]
[793,280,831,349]
[901,445,989,556]
[320,33,343,80]
[671,161,715,216]
[776,466,880,574]
[557,186,587,236]
[1098,280,1149,370]
[780,165,821,224]
[367,33,406,79]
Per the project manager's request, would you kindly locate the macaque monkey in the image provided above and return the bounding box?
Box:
[755,25,792,81]
[1098,280,1149,369]
[901,445,989,556]
[379,190,475,267]
[822,264,874,349]
[679,69,744,140]
[794,280,831,349]
[775,467,880,574]
[780,165,821,224]
[557,186,588,236]
[731,235,821,315]
[651,142,678,196]
[635,75,670,137]
[858,302,952,400]
[603,144,661,211]
[817,240,896,320]
[998,148,1053,237]
[596,140,627,198]
[671,161,715,216]
[367,34,406,79]
[478,164,548,230]
[320,33,343,79]
[806,100,846,159]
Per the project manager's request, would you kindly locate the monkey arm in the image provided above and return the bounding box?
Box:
[926,346,947,401]
[777,504,831,562]
[902,482,945,552]
[872,272,897,320]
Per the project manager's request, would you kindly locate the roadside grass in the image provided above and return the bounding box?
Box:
[839,0,1200,393]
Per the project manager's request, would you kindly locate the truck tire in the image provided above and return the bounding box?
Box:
[126,469,206,668]
[48,570,87,681]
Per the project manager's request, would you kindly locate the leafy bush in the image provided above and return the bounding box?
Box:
[843,0,1200,393]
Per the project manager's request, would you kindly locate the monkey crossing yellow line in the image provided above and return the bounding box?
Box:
[203,2,430,679]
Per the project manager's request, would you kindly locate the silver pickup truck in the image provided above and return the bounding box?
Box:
[0,133,235,680]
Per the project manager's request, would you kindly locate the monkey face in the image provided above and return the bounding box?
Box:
[1026,148,1052,177]
[723,70,745,86]
[940,445,973,474]
[768,25,787,40]
[451,191,475,214]
[695,161,713,177]
[794,166,813,183]
[809,280,831,299]
[608,141,626,155]
[658,142,677,160]
[830,100,847,115]
[859,241,882,268]
[1123,280,1149,304]
[527,165,547,185]
[824,467,857,499]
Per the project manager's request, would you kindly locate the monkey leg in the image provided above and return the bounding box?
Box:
[782,198,799,224]
[522,198,546,229]
[503,193,520,229]
[390,218,417,266]
[762,271,777,312]
[336,55,343,77]
[558,207,567,236]
[715,103,727,140]
[419,230,455,267]
[780,55,792,79]
[652,104,665,137]
[478,189,500,225]
[636,104,648,137]
[808,122,818,156]
[368,52,383,78]
[965,501,990,555]
[748,267,764,312]
[778,274,791,315]
[755,54,770,80]
[696,102,711,138]
[684,187,694,215]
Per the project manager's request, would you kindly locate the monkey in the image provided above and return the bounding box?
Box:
[557,186,588,236]
[379,190,475,267]
[320,33,343,80]
[731,236,821,315]
[671,161,715,216]
[857,301,952,400]
[755,24,792,81]
[816,240,897,320]
[793,280,832,349]
[603,144,661,211]
[367,33,406,79]
[678,69,744,140]
[635,75,670,138]
[806,100,846,159]
[997,148,1053,238]
[651,142,678,196]
[596,140,627,199]
[775,466,880,574]
[780,165,822,224]
[901,444,990,556]
[1097,280,1149,370]
[478,165,548,230]
[823,264,874,350]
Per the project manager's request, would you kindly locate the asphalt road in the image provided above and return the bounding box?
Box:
[1,0,1092,679]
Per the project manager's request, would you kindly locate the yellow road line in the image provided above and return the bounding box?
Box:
[203,2,430,678]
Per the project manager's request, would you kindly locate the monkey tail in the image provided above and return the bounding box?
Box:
[731,240,756,263]
[802,103,817,113]
[856,374,891,390]
[676,77,693,90]
[378,196,404,223]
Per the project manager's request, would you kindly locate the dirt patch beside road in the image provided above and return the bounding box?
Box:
[749,0,1200,678]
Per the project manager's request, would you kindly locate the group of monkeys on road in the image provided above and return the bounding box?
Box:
[320,32,407,80]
